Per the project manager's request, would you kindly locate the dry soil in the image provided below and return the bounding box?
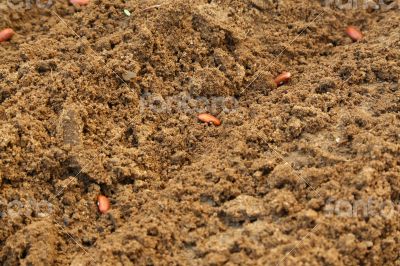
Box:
[0,0,399,265]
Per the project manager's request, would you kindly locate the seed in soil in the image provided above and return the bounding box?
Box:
[0,28,15,42]
[346,26,362,42]
[198,113,221,126]
[70,0,90,5]
[274,72,291,87]
[97,195,110,214]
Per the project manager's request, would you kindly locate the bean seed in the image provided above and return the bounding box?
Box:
[198,113,221,126]
[274,72,291,87]
[0,28,15,43]
[346,26,362,42]
[70,0,90,5]
[97,195,110,214]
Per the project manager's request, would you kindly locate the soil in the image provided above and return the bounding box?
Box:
[0,0,399,265]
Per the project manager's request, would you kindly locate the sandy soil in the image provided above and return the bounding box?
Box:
[0,0,399,265]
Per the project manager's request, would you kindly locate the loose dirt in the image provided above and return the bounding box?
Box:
[0,0,399,265]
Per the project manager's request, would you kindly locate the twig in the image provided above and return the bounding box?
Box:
[140,4,163,12]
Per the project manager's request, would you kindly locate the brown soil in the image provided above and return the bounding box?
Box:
[1,0,399,265]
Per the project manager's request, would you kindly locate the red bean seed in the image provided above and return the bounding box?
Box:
[0,28,15,43]
[198,113,221,126]
[97,195,110,214]
[70,0,90,6]
[274,72,291,87]
[346,26,363,42]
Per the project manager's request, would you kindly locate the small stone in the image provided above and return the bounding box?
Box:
[122,71,136,81]
[124,9,131,16]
